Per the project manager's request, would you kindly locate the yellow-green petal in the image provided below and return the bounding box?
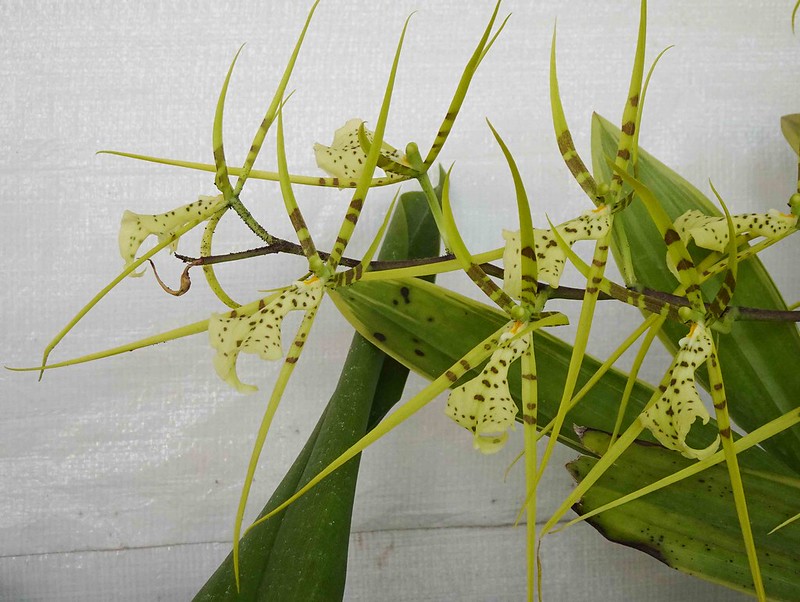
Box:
[118,194,225,275]
[502,207,612,293]
[639,322,720,460]
[208,279,323,393]
[445,323,529,454]
[313,118,407,184]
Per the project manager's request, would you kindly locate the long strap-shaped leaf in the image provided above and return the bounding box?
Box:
[593,114,800,473]
[560,406,800,532]
[195,188,442,601]
[539,370,666,537]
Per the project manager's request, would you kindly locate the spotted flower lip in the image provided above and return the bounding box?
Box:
[503,206,612,294]
[666,209,799,279]
[445,322,530,454]
[208,277,324,394]
[314,118,410,184]
[639,322,720,460]
[118,194,226,276]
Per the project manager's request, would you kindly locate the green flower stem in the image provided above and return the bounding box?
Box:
[407,146,449,249]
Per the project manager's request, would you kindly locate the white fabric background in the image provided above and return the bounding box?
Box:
[1,1,798,600]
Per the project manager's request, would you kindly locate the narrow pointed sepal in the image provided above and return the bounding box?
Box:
[208,277,323,393]
[639,322,720,460]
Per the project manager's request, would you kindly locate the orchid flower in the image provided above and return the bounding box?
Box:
[118,195,226,275]
[446,321,530,454]
[666,208,798,279]
[314,118,411,185]
[241,120,568,602]
[208,277,324,393]
[501,206,612,292]
[638,322,719,459]
[531,1,649,511]
[540,153,770,599]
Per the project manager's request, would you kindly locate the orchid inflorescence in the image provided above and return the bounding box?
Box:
[14,1,800,600]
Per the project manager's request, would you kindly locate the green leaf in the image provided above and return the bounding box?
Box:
[781,114,800,155]
[334,276,783,475]
[592,113,800,473]
[568,430,800,601]
[194,189,439,600]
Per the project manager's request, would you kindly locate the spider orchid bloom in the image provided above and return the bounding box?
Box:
[502,205,612,294]
[208,276,324,394]
[666,209,798,279]
[118,194,226,275]
[439,121,548,456]
[445,321,530,454]
[314,118,412,185]
[639,322,720,460]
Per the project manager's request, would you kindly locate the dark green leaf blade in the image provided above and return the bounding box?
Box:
[569,430,800,601]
